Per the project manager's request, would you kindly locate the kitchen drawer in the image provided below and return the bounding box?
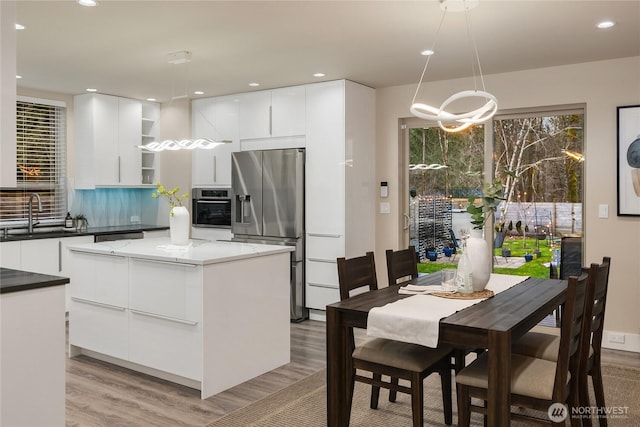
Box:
[305,233,344,259]
[129,258,202,322]
[68,251,128,307]
[129,311,202,381]
[69,297,128,360]
[305,283,340,310]
[306,258,338,287]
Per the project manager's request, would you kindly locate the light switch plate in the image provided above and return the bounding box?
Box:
[380,202,390,214]
[598,204,608,219]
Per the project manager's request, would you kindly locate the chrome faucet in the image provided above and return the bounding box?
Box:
[28,193,43,233]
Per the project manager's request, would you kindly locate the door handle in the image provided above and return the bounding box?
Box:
[403,213,410,230]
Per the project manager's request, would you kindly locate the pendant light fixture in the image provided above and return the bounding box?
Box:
[410,0,497,133]
[139,51,230,152]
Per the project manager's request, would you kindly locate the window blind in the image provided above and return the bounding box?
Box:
[0,99,67,227]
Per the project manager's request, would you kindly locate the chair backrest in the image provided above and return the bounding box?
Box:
[386,246,419,286]
[336,252,378,301]
[579,257,611,375]
[553,271,589,403]
[448,229,460,250]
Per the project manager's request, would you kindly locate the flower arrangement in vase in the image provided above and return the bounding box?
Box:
[151,183,189,216]
[152,183,190,245]
[464,179,507,292]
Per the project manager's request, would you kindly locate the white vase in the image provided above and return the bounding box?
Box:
[169,206,190,245]
[466,228,491,291]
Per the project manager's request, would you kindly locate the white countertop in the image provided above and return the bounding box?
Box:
[68,237,294,266]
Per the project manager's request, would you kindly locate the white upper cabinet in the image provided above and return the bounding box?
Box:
[192,95,240,187]
[74,93,154,188]
[238,86,305,140]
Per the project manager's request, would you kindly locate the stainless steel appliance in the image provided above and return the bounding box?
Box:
[231,149,307,322]
[192,188,233,229]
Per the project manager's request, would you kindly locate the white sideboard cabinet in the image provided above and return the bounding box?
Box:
[304,80,376,315]
[192,95,240,187]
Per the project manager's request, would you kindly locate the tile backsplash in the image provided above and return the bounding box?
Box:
[70,188,159,227]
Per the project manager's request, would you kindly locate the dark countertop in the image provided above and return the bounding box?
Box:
[0,224,168,242]
[0,267,70,295]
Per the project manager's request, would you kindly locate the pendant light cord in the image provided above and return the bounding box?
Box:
[411,9,447,105]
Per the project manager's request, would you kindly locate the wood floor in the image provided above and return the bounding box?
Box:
[66,319,640,426]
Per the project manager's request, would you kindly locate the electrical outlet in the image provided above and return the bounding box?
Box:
[609,333,625,344]
[130,215,140,223]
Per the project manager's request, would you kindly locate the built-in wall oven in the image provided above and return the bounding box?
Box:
[192,188,232,228]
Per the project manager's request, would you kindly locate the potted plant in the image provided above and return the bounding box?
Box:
[426,247,438,261]
[74,214,88,232]
[524,252,533,262]
[501,244,511,258]
[443,245,455,258]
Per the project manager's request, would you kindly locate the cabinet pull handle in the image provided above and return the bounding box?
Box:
[71,297,126,311]
[118,156,121,183]
[307,282,338,289]
[307,233,342,238]
[269,105,272,136]
[130,309,198,326]
[130,257,197,267]
[307,258,336,263]
[69,249,126,258]
[213,155,217,182]
[58,241,62,272]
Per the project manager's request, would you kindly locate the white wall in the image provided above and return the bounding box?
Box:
[152,98,193,226]
[375,56,640,352]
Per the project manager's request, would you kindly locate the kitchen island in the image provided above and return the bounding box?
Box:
[67,238,293,398]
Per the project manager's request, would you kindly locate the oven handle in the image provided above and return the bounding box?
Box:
[196,200,231,204]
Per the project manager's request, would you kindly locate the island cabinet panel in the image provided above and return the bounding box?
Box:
[68,251,128,307]
[70,298,129,360]
[68,250,129,359]
[128,258,203,380]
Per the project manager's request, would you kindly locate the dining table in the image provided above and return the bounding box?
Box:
[326,273,567,427]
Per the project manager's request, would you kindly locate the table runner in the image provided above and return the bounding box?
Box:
[367,274,528,348]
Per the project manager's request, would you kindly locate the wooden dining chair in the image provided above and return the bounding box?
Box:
[511,257,611,427]
[385,246,419,286]
[456,270,590,426]
[337,252,453,426]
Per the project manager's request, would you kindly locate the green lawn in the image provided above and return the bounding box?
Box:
[417,237,556,278]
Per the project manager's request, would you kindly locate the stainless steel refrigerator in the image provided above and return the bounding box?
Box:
[231,148,307,322]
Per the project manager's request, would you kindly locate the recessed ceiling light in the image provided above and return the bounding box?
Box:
[597,20,615,29]
[193,91,204,95]
[15,23,25,30]
[16,75,22,79]
[421,49,435,56]
[313,73,326,78]
[77,0,98,6]
[86,88,97,92]
[146,98,157,102]
[248,83,260,87]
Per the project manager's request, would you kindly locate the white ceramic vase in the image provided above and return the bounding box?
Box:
[169,206,190,245]
[466,228,491,292]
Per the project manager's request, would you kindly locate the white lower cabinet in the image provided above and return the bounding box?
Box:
[69,297,129,360]
[128,258,203,379]
[0,241,21,269]
[68,251,129,359]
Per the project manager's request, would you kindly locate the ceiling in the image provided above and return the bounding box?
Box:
[15,0,640,103]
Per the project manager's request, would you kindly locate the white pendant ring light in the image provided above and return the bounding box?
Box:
[410,0,498,133]
[410,89,498,133]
